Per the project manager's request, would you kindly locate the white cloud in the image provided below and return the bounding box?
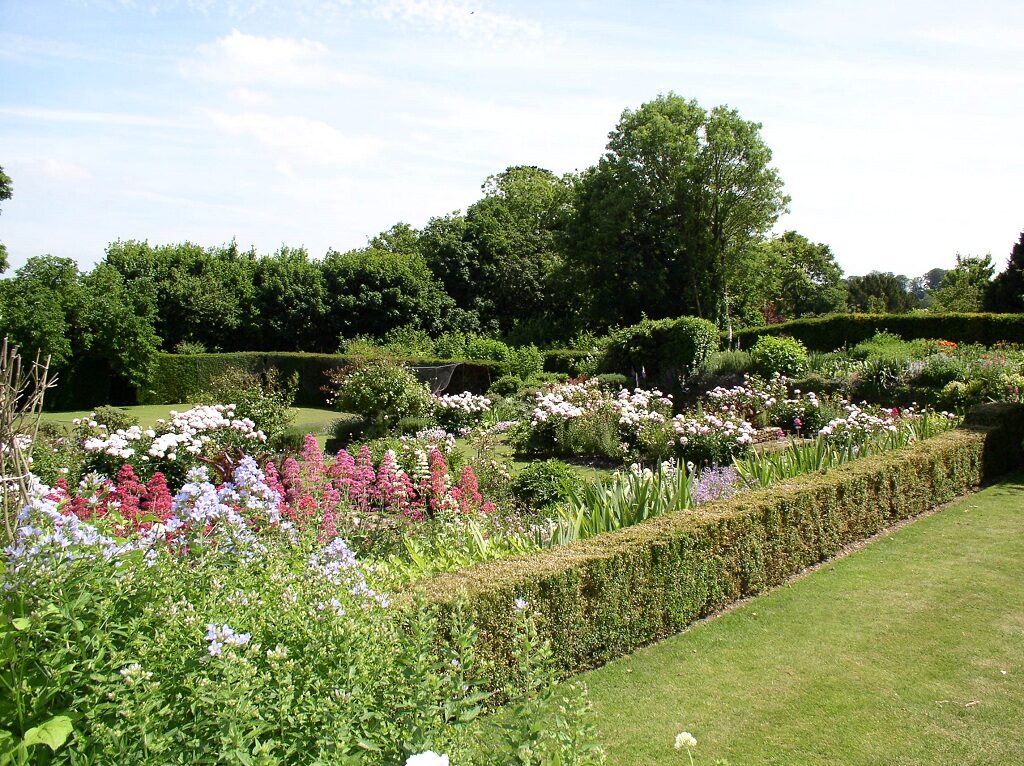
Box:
[0,106,171,127]
[206,110,381,164]
[231,87,273,106]
[37,159,92,182]
[181,28,368,87]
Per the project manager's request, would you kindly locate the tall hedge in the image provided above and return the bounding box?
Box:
[142,352,501,407]
[422,403,1024,676]
[731,312,1024,351]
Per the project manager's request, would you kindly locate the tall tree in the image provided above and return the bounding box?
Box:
[563,94,788,332]
[0,165,12,272]
[929,254,994,312]
[986,230,1024,312]
[846,272,918,313]
[754,231,846,320]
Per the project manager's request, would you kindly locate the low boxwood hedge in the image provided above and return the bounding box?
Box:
[422,403,1024,676]
[141,352,501,407]
[731,312,1024,351]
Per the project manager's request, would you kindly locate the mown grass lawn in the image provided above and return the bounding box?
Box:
[41,404,342,437]
[583,476,1024,766]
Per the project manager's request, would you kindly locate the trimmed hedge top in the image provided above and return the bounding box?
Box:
[143,352,501,407]
[731,312,1024,351]
[421,403,1024,676]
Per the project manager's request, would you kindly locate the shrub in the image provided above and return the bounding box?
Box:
[914,354,968,389]
[466,337,511,364]
[506,344,544,379]
[595,373,631,390]
[489,375,525,397]
[850,331,920,362]
[602,316,718,382]
[273,425,308,452]
[172,339,208,354]
[852,358,910,405]
[423,403,1024,676]
[194,365,297,444]
[509,460,585,512]
[750,335,809,377]
[91,405,139,431]
[326,359,434,429]
[701,350,753,377]
[434,331,472,359]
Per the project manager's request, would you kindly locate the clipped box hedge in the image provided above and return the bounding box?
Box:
[731,312,1024,351]
[142,352,502,407]
[422,403,1024,676]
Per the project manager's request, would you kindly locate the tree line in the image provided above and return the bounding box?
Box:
[0,93,1022,401]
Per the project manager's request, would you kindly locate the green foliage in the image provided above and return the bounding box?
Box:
[755,231,847,319]
[986,230,1024,312]
[849,330,919,361]
[750,335,808,377]
[594,373,631,389]
[602,316,719,381]
[91,405,139,431]
[193,365,297,444]
[732,312,1024,351]
[551,465,697,545]
[0,256,161,409]
[2,529,599,764]
[506,345,544,379]
[510,460,585,512]
[145,352,500,409]
[846,272,918,313]
[423,404,1024,676]
[0,164,11,273]
[930,254,994,313]
[852,358,910,404]
[466,337,511,364]
[700,350,753,377]
[562,94,789,330]
[173,339,207,354]
[489,375,526,398]
[327,359,434,428]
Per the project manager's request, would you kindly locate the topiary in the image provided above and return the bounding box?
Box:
[602,316,718,380]
[750,335,809,377]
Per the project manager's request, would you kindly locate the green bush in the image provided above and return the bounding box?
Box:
[509,460,585,512]
[423,403,1024,676]
[750,335,809,377]
[853,358,911,405]
[326,359,434,429]
[326,416,370,450]
[700,350,753,377]
[91,405,139,431]
[466,337,511,364]
[193,365,297,444]
[594,373,631,390]
[850,331,918,361]
[506,345,544,379]
[272,426,308,453]
[489,375,525,397]
[733,312,1024,351]
[914,354,968,389]
[602,316,718,381]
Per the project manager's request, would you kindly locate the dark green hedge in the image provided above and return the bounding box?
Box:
[142,352,502,407]
[542,349,588,376]
[731,312,1024,351]
[422,403,1024,676]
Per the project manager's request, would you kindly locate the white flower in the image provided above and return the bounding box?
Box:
[513,597,528,612]
[674,731,697,749]
[405,753,449,766]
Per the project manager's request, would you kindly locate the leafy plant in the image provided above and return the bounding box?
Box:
[327,359,434,430]
[510,460,585,512]
[750,335,808,377]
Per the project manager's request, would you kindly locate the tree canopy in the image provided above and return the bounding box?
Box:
[986,231,1024,313]
[562,94,789,332]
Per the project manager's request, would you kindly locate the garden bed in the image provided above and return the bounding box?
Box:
[421,403,1024,675]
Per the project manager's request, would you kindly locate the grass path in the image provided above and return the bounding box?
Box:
[583,476,1024,766]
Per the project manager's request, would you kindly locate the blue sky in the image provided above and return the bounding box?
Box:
[1,0,1022,278]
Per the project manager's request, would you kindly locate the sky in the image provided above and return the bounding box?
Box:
[1,0,1022,278]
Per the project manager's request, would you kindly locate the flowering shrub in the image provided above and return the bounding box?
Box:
[77,404,266,483]
[326,359,434,430]
[434,391,492,431]
[4,481,602,764]
[670,412,756,466]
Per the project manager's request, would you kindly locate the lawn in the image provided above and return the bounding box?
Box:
[41,404,342,439]
[583,476,1024,766]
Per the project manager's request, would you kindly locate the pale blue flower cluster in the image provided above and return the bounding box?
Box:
[4,485,133,576]
[205,623,252,656]
[308,538,388,608]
